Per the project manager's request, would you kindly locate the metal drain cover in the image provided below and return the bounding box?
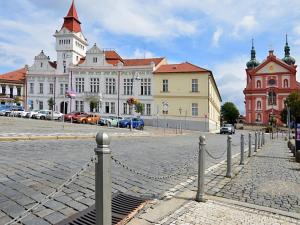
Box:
[56,193,149,225]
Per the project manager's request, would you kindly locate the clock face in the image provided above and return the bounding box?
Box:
[268,79,276,85]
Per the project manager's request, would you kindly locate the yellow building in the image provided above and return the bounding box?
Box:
[153,62,221,132]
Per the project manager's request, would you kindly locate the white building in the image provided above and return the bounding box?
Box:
[27,1,165,118]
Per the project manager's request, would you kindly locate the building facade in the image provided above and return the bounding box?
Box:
[0,68,27,107]
[154,62,222,131]
[244,38,300,125]
[2,0,222,131]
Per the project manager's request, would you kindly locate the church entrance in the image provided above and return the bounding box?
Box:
[60,101,68,114]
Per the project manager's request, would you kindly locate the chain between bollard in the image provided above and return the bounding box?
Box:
[204,148,227,160]
[111,150,198,181]
[5,156,96,225]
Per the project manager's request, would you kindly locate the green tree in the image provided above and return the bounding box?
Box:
[47,97,54,110]
[135,102,145,114]
[284,90,300,121]
[221,102,239,124]
[13,96,21,105]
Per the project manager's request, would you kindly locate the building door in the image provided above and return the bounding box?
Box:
[60,101,68,114]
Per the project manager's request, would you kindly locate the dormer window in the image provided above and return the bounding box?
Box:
[93,57,98,63]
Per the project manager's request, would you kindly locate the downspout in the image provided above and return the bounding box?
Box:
[207,74,210,132]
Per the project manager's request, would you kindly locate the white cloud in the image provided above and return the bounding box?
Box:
[212,55,248,114]
[212,27,223,47]
[233,16,258,37]
[130,49,156,59]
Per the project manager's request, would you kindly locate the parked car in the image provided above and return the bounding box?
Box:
[220,124,235,134]
[106,116,124,127]
[35,110,51,120]
[119,117,144,129]
[26,109,40,118]
[64,111,87,121]
[19,110,30,118]
[46,111,64,120]
[98,117,108,126]
[76,114,100,124]
[5,107,24,117]
[0,106,12,116]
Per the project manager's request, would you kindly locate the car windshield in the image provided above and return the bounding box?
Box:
[224,124,231,127]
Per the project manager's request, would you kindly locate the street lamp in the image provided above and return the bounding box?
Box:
[285,100,291,139]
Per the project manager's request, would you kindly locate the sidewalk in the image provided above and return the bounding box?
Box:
[128,137,300,225]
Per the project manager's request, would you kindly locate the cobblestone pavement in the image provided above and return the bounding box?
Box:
[207,138,300,214]
[0,128,249,225]
[159,199,300,225]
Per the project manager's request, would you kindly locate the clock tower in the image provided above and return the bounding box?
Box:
[54,0,88,74]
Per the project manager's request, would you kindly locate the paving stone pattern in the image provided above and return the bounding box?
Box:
[160,200,300,225]
[0,131,246,225]
[209,139,300,213]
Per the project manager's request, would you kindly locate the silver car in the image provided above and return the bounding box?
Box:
[220,124,235,134]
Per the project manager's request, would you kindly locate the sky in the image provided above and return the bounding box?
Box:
[1,0,300,114]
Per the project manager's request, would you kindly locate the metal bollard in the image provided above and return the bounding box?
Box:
[258,132,261,149]
[196,135,206,202]
[226,135,232,178]
[254,132,258,152]
[248,133,252,157]
[94,132,112,225]
[240,134,245,165]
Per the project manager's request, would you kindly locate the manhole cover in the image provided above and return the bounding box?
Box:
[56,192,149,225]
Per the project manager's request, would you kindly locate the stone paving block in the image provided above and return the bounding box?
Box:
[44,211,67,224]
[65,200,87,211]
[43,200,66,211]
[21,214,52,225]
[35,208,55,218]
[60,207,77,217]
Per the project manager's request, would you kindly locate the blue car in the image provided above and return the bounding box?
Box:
[119,117,144,130]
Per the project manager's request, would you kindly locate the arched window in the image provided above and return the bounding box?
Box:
[283,79,289,88]
[257,100,261,109]
[256,80,261,88]
[256,113,261,122]
[268,90,276,105]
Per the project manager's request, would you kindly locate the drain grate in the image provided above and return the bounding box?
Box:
[55,193,149,225]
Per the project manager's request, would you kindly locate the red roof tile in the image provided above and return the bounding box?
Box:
[123,58,164,66]
[62,0,81,33]
[154,62,209,73]
[0,68,26,84]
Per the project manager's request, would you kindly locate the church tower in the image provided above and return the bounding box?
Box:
[54,0,88,74]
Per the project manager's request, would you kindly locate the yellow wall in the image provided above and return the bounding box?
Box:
[153,72,221,131]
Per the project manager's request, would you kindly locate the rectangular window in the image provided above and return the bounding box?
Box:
[123,78,133,95]
[123,103,128,115]
[93,57,98,63]
[75,78,85,93]
[105,78,116,94]
[29,83,34,94]
[80,101,84,112]
[39,101,43,110]
[141,78,151,96]
[60,84,64,95]
[1,86,6,94]
[75,100,79,111]
[65,84,68,93]
[105,102,110,113]
[111,102,115,114]
[146,104,151,116]
[49,83,54,94]
[39,83,43,94]
[192,103,198,116]
[192,79,198,92]
[162,79,168,92]
[17,87,21,96]
[90,78,100,93]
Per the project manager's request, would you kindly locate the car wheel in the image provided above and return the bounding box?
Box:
[107,122,111,127]
[82,120,86,124]
[41,116,45,120]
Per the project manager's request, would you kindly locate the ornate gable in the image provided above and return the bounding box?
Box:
[256,61,289,74]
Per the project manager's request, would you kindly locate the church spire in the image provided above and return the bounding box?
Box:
[247,38,260,69]
[282,34,295,65]
[62,0,81,33]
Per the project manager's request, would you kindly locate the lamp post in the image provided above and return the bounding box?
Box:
[130,72,141,131]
